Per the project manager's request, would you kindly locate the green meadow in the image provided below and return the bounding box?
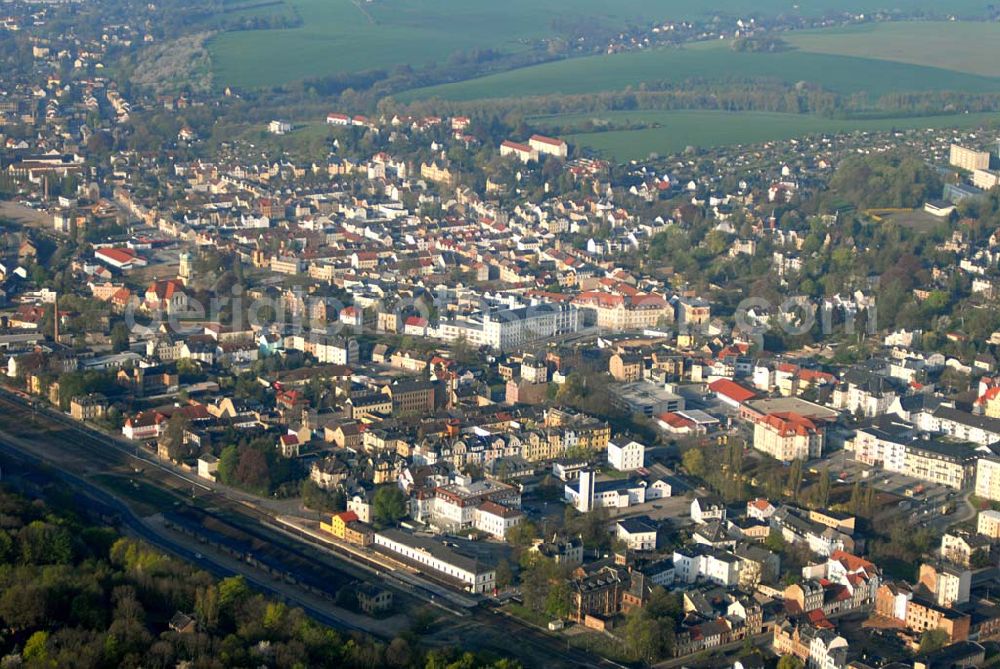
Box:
[784,21,1000,78]
[208,0,996,89]
[398,37,1000,103]
[542,110,1000,161]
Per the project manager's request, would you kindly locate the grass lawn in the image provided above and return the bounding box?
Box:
[398,39,1000,103]
[504,603,553,628]
[210,0,657,88]
[91,474,182,517]
[784,21,1000,78]
[535,110,1000,161]
[567,631,633,664]
[208,0,994,89]
[206,120,341,161]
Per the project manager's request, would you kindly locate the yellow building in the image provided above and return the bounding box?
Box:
[983,390,1000,419]
[752,412,824,462]
[978,509,1000,539]
[950,144,991,172]
[976,456,1000,502]
[904,439,976,491]
[420,161,455,185]
[320,511,373,546]
[321,510,358,540]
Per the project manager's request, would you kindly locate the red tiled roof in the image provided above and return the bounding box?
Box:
[979,386,1000,403]
[126,410,166,428]
[96,247,137,264]
[529,134,566,147]
[758,412,819,437]
[148,279,184,300]
[478,500,521,518]
[708,378,757,403]
[830,550,875,575]
[807,609,834,628]
[657,412,694,428]
[501,140,533,153]
[799,369,835,384]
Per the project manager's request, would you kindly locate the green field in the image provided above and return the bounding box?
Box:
[220,0,298,22]
[546,110,1000,160]
[208,0,995,88]
[210,0,670,88]
[784,21,1000,78]
[398,36,1000,103]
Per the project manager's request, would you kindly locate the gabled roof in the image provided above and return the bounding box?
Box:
[95,247,137,263]
[758,412,819,437]
[334,510,359,523]
[529,134,566,147]
[708,378,757,403]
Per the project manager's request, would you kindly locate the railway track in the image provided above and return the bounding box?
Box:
[0,389,617,668]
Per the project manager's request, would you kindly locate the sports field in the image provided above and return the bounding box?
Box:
[544,110,1000,161]
[398,36,1000,103]
[208,1,994,89]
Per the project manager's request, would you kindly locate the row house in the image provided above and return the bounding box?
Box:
[772,619,849,669]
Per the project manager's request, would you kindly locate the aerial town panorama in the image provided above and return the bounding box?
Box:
[6,1,1000,668]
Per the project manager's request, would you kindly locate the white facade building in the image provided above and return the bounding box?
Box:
[616,516,657,551]
[373,529,496,593]
[607,440,645,471]
[474,501,523,539]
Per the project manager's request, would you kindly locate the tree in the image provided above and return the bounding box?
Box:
[18,520,73,564]
[919,628,949,654]
[505,520,538,547]
[645,587,682,621]
[372,485,407,525]
[849,481,863,515]
[0,529,12,563]
[195,585,220,631]
[682,448,706,478]
[160,414,192,462]
[816,466,831,509]
[787,459,804,502]
[218,575,250,611]
[233,447,270,492]
[624,609,664,663]
[0,583,46,630]
[971,548,993,569]
[564,506,611,549]
[827,152,942,210]
[111,322,131,353]
[385,637,412,667]
[217,445,238,484]
[777,657,804,669]
[300,479,344,513]
[23,630,50,663]
[544,581,572,619]
[765,528,786,553]
[495,559,514,589]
